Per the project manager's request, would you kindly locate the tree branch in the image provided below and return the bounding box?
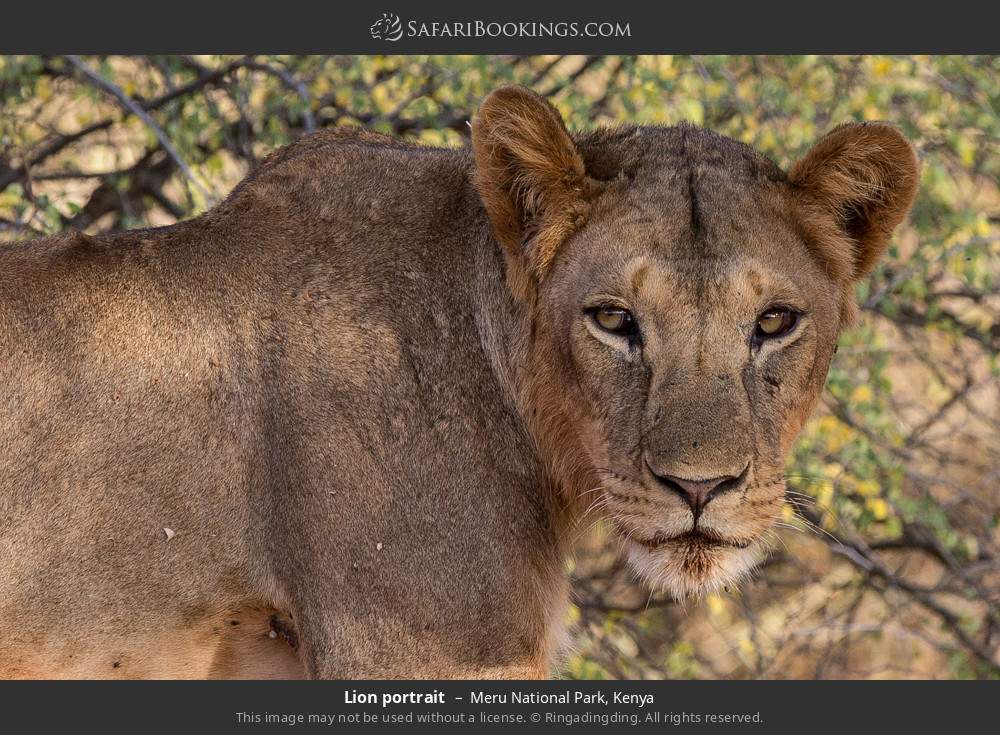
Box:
[62,55,212,204]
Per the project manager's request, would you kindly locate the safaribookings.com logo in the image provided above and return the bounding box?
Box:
[370,13,404,41]
[370,13,631,41]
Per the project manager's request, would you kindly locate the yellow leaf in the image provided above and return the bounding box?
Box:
[866,498,890,521]
[817,485,835,510]
[822,462,843,479]
[850,384,873,404]
[565,605,581,625]
[956,136,976,167]
[856,479,881,498]
[706,594,726,617]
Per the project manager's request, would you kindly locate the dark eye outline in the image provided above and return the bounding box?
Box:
[753,307,800,344]
[586,306,640,341]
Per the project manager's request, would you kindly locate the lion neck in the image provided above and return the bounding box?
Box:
[472,233,599,543]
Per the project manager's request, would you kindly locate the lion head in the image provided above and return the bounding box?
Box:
[472,86,918,598]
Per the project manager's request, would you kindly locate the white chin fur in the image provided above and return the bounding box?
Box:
[624,539,768,600]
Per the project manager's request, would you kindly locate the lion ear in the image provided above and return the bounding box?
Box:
[472,86,598,292]
[789,122,919,282]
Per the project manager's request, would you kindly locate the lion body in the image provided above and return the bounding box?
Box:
[0,129,564,678]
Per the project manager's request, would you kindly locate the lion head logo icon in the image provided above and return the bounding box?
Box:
[370,13,404,41]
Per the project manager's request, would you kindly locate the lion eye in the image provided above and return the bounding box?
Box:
[591,307,637,336]
[755,308,798,340]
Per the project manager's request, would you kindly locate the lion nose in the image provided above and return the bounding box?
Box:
[649,466,748,517]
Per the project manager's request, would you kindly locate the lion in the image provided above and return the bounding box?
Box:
[0,86,918,679]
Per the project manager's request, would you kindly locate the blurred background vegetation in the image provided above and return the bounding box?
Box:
[1,54,997,679]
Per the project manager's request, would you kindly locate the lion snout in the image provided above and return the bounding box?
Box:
[643,457,751,518]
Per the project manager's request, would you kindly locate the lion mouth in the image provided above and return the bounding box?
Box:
[610,519,767,598]
[617,524,752,551]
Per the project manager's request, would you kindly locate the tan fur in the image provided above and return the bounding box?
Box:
[473,86,604,301]
[0,86,917,679]
[789,121,919,323]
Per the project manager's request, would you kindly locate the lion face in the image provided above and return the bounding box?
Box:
[472,86,918,597]
[536,162,842,596]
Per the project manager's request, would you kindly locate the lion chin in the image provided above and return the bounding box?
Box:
[620,535,768,600]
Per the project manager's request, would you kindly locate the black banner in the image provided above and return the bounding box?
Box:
[1,0,998,53]
[0,680,995,733]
